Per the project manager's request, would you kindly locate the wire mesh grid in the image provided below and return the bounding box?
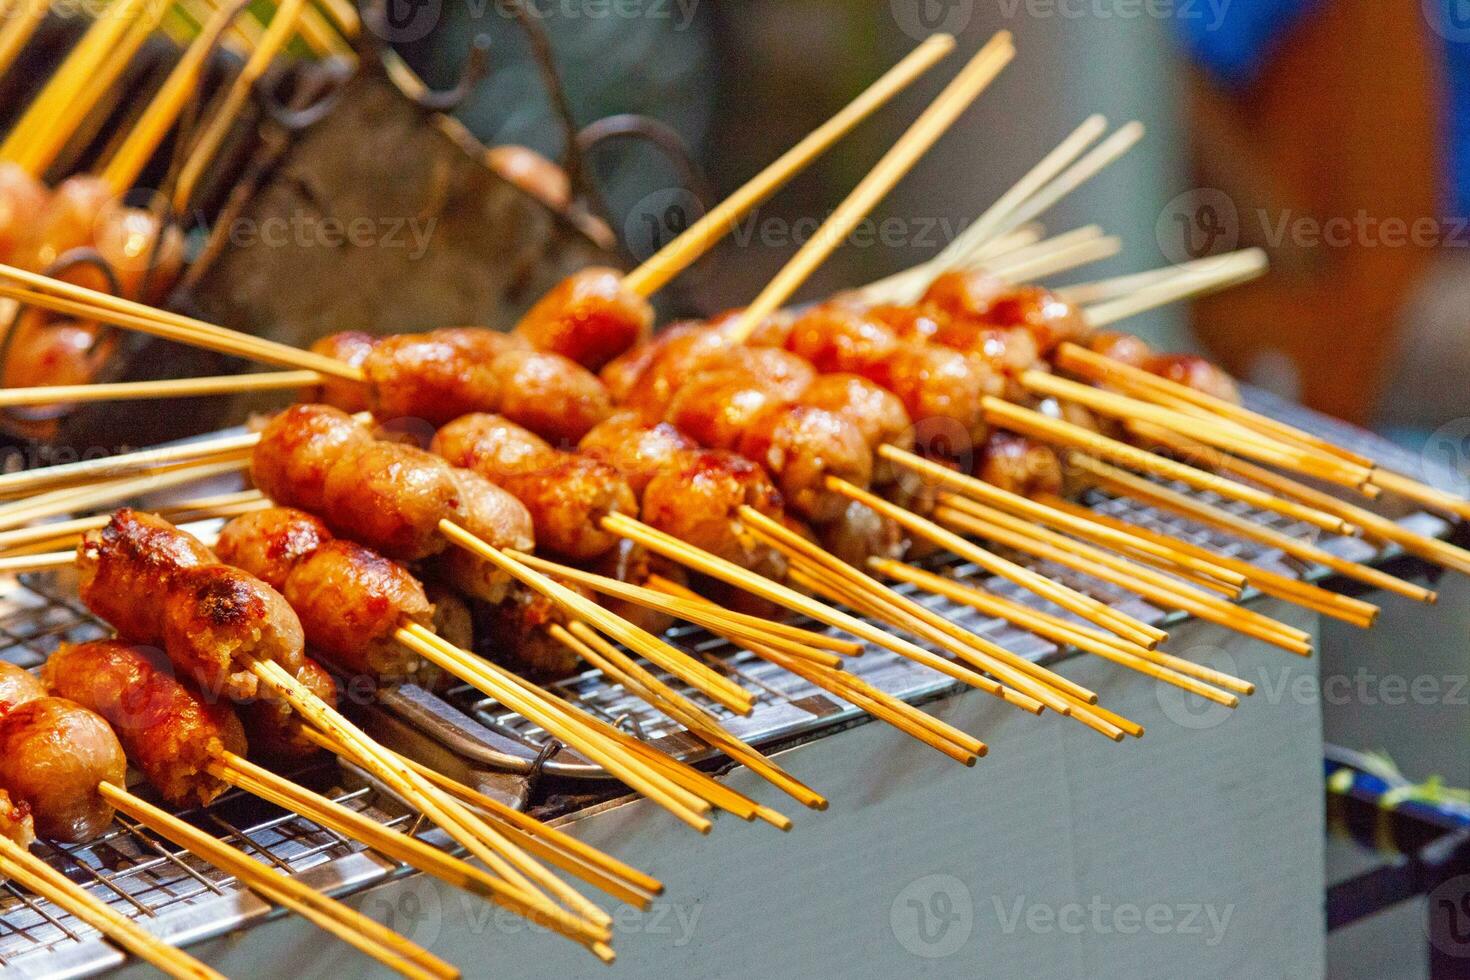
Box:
[0,577,425,970]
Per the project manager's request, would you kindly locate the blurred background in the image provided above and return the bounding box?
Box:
[395,3,1468,977]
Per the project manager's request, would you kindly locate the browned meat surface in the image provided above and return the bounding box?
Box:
[641,449,785,569]
[321,441,458,560]
[920,269,1008,321]
[799,373,915,484]
[578,413,696,499]
[0,788,33,847]
[431,413,560,480]
[857,342,998,451]
[480,581,588,679]
[304,332,377,412]
[737,404,873,523]
[362,329,510,425]
[242,656,339,761]
[161,565,307,701]
[442,469,536,603]
[581,539,673,636]
[667,375,784,451]
[513,267,654,372]
[0,697,125,842]
[251,405,372,514]
[496,456,636,560]
[1085,330,1154,370]
[977,285,1088,354]
[1146,353,1241,403]
[489,348,613,447]
[784,305,899,374]
[977,431,1063,498]
[77,509,216,643]
[282,540,431,678]
[46,641,247,807]
[0,662,45,712]
[818,498,905,567]
[215,508,330,591]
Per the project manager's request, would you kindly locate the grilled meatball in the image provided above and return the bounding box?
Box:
[161,564,307,701]
[858,341,997,450]
[641,449,785,569]
[1085,330,1154,370]
[20,175,111,272]
[600,322,698,403]
[667,375,785,451]
[579,413,697,499]
[0,317,110,392]
[799,373,915,484]
[46,641,247,806]
[242,656,338,761]
[92,204,185,302]
[977,431,1063,498]
[920,269,1008,321]
[481,580,589,680]
[363,329,511,425]
[0,662,45,711]
[0,697,126,842]
[513,267,654,372]
[441,469,536,603]
[431,413,560,480]
[282,540,432,679]
[0,162,47,265]
[252,404,372,515]
[1147,353,1241,403]
[321,441,458,560]
[978,285,1088,354]
[737,404,873,523]
[497,456,636,560]
[0,789,33,847]
[304,332,378,413]
[215,508,330,591]
[867,303,948,343]
[818,499,905,567]
[78,509,216,643]
[621,327,738,422]
[489,348,613,446]
[784,304,900,374]
[711,346,817,400]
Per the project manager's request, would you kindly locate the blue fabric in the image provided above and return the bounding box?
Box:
[1172,0,1321,88]
[1439,5,1470,216]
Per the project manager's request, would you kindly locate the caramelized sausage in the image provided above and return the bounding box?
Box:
[78,509,217,643]
[513,267,654,372]
[737,404,873,523]
[46,641,247,806]
[489,348,613,446]
[442,468,536,603]
[578,412,696,499]
[252,405,372,515]
[214,507,330,591]
[641,449,785,568]
[242,656,338,761]
[0,697,126,842]
[320,441,459,560]
[304,332,378,413]
[363,329,507,425]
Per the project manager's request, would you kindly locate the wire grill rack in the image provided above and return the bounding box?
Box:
[0,390,1453,973]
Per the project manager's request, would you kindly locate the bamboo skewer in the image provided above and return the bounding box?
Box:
[1017,370,1373,490]
[874,559,1252,698]
[0,0,49,80]
[1073,457,1437,604]
[98,782,461,980]
[0,370,316,408]
[724,32,1017,343]
[646,575,988,762]
[737,505,1101,707]
[0,457,251,533]
[880,446,1246,592]
[1038,494,1380,628]
[1083,249,1269,327]
[0,835,222,980]
[981,397,1358,535]
[0,490,266,552]
[1126,421,1470,577]
[602,511,1046,712]
[0,431,259,497]
[623,32,957,297]
[932,496,1315,656]
[824,478,1168,649]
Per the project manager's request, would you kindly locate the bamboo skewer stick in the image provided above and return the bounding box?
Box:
[0,370,316,408]
[724,32,1016,343]
[0,457,250,533]
[1083,249,1269,327]
[0,431,259,497]
[981,397,1358,535]
[824,478,1168,649]
[874,559,1253,698]
[299,726,664,905]
[1038,494,1380,628]
[646,575,987,761]
[98,782,461,980]
[1058,252,1252,304]
[933,496,1315,655]
[0,835,222,980]
[1073,457,1437,604]
[0,0,49,81]
[623,32,957,297]
[250,659,614,952]
[0,490,266,552]
[1126,422,1470,577]
[880,446,1246,592]
[1017,370,1373,490]
[602,511,1046,712]
[738,505,1101,706]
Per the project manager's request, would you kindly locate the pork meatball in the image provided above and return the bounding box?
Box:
[579,413,697,499]
[363,330,508,425]
[441,469,536,604]
[977,431,1063,499]
[784,305,899,374]
[431,413,560,480]
[1147,353,1241,404]
[799,373,915,484]
[737,404,873,523]
[161,565,307,701]
[641,449,785,569]
[489,348,613,446]
[214,508,330,591]
[304,332,377,413]
[0,662,45,711]
[321,441,458,560]
[496,456,637,560]
[251,404,372,515]
[513,267,654,371]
